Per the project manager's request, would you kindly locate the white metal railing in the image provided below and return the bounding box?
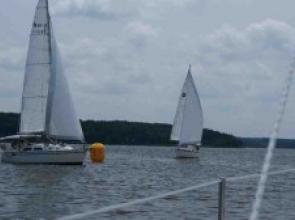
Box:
[57,167,295,220]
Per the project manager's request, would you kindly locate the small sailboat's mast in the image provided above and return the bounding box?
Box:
[178,64,191,145]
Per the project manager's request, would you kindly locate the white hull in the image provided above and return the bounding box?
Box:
[1,150,86,165]
[175,146,199,158]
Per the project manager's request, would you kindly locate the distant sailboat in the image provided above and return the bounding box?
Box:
[0,0,86,165]
[170,65,203,158]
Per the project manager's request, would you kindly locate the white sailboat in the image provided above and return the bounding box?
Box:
[0,0,86,165]
[170,65,203,158]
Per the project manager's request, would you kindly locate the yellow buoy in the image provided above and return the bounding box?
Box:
[90,143,105,163]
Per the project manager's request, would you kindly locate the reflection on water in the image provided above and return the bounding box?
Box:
[0,146,295,219]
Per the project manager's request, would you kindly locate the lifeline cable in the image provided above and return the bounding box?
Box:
[228,167,295,182]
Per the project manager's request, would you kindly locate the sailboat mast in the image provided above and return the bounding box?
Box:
[179,65,191,145]
[188,65,203,136]
[44,0,54,139]
[170,65,191,142]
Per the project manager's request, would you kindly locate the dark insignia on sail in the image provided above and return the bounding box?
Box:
[182,92,186,97]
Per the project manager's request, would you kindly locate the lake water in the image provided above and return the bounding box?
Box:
[0,146,295,220]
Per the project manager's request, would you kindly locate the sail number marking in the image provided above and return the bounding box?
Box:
[32,22,49,35]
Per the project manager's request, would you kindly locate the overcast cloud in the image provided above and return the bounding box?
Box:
[1,0,295,138]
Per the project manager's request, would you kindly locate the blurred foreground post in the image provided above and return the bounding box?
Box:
[218,178,226,220]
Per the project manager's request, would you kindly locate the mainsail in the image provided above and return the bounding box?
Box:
[170,65,203,145]
[20,0,84,142]
[20,0,50,134]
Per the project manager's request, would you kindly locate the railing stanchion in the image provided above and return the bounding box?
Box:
[218,178,226,220]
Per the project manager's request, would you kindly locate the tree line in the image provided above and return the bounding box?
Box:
[0,112,242,147]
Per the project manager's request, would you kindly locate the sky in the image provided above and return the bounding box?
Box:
[1,0,295,138]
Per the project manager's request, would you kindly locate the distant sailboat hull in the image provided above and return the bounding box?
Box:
[175,145,199,158]
[1,150,86,165]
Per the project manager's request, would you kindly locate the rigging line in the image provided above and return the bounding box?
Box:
[249,54,295,220]
[56,180,219,220]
